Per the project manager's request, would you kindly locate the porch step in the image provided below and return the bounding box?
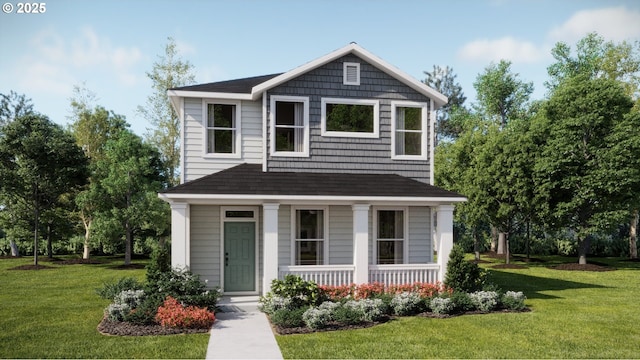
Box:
[217,296,261,313]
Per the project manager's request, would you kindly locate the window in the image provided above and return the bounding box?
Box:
[205,102,240,156]
[391,102,428,159]
[343,62,360,85]
[294,209,326,265]
[270,96,309,157]
[376,209,406,264]
[321,98,379,138]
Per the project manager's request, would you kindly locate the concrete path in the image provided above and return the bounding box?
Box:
[206,297,283,360]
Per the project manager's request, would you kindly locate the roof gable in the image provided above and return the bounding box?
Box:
[167,43,447,109]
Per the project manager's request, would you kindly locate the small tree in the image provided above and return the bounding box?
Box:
[444,244,486,293]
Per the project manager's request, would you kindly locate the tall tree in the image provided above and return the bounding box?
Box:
[137,37,195,187]
[0,114,88,265]
[423,65,467,140]
[0,91,34,133]
[93,130,167,265]
[70,103,128,259]
[535,75,637,264]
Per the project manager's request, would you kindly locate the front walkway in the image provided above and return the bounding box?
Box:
[206,297,283,360]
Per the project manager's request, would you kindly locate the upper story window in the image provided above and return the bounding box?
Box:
[391,101,428,160]
[321,98,380,138]
[205,101,241,157]
[293,208,327,265]
[375,208,407,264]
[343,62,360,85]
[270,95,309,157]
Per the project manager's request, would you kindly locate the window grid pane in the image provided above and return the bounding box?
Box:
[295,210,324,265]
[275,101,304,152]
[206,104,236,154]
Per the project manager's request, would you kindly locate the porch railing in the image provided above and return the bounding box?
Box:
[278,265,355,286]
[369,264,440,286]
[279,263,441,287]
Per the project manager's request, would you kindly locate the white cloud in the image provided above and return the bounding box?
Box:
[16,27,144,94]
[457,36,547,64]
[549,6,640,43]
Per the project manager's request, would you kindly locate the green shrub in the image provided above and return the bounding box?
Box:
[469,291,499,312]
[352,298,388,322]
[258,294,293,315]
[146,267,221,311]
[444,244,487,292]
[96,277,144,300]
[333,304,364,325]
[449,291,475,313]
[390,292,423,316]
[302,307,333,330]
[271,307,307,328]
[501,291,527,311]
[430,297,454,315]
[269,275,324,308]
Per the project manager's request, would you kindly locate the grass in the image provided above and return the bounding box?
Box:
[276,256,640,359]
[0,256,209,359]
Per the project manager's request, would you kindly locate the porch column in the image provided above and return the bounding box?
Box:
[262,203,280,295]
[170,202,190,269]
[352,204,370,284]
[437,204,455,282]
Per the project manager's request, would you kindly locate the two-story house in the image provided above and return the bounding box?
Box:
[159,43,466,296]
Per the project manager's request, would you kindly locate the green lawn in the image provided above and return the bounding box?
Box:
[277,256,640,359]
[0,256,209,359]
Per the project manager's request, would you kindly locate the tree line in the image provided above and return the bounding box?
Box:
[426,33,640,264]
[0,37,193,265]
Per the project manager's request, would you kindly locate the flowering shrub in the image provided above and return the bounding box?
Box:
[469,291,499,312]
[390,292,423,316]
[430,297,454,315]
[319,282,450,301]
[155,296,215,329]
[501,291,527,310]
[302,307,333,330]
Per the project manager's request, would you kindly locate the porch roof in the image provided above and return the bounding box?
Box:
[161,164,465,202]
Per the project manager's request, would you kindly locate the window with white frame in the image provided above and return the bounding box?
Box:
[343,62,360,85]
[321,98,379,138]
[391,102,428,159]
[294,209,325,265]
[270,96,309,156]
[205,102,240,155]
[376,209,405,264]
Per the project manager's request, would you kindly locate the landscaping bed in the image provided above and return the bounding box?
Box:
[98,318,209,336]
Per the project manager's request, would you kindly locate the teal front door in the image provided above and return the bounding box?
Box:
[224,222,256,292]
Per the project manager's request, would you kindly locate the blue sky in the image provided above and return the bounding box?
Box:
[1,0,639,135]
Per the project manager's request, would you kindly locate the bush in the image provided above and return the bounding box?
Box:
[146,267,221,311]
[104,303,131,322]
[270,307,307,328]
[103,289,146,322]
[302,307,333,330]
[155,296,216,329]
[449,291,475,313]
[469,291,499,312]
[346,298,387,322]
[501,291,527,311]
[258,294,293,315]
[269,275,324,307]
[390,292,423,316]
[333,304,364,325]
[96,277,144,300]
[430,297,454,315]
[444,244,487,292]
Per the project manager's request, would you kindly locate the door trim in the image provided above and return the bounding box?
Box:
[220,206,260,295]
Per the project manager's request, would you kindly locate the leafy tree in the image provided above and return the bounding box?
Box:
[137,37,195,187]
[92,130,168,265]
[535,75,637,264]
[423,65,467,140]
[0,114,88,265]
[0,91,34,129]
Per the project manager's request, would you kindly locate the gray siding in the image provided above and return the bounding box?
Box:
[277,205,292,267]
[182,98,263,182]
[190,205,221,287]
[267,54,433,183]
[328,206,353,265]
[408,207,432,263]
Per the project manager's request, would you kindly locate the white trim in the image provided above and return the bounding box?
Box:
[202,99,242,159]
[430,98,435,185]
[321,97,380,138]
[390,101,429,160]
[220,206,260,295]
[250,43,448,108]
[168,89,252,101]
[269,95,310,157]
[343,62,360,85]
[179,97,185,184]
[262,93,268,172]
[160,193,467,205]
[372,206,409,265]
[290,206,329,266]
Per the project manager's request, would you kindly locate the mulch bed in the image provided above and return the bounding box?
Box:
[7,264,57,270]
[97,318,210,336]
[549,263,615,272]
[491,264,529,269]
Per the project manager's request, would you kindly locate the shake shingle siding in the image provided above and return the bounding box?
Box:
[267,55,432,183]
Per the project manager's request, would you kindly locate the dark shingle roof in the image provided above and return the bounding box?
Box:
[170,73,283,94]
[162,164,464,199]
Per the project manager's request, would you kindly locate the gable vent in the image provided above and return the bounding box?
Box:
[343,62,360,86]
